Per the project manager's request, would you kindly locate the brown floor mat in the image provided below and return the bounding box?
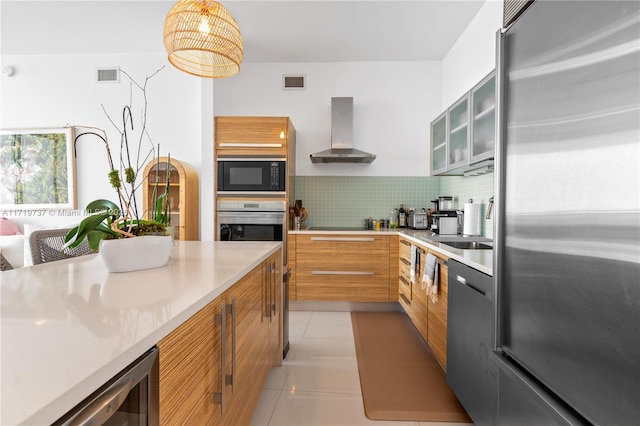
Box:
[351,311,472,423]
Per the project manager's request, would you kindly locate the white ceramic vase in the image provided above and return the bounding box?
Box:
[99,235,172,273]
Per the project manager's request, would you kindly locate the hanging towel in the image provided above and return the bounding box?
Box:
[422,253,439,303]
[410,245,417,283]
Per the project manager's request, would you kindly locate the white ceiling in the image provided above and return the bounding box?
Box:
[1,0,487,62]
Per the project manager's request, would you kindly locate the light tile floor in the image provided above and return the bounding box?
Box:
[251,311,472,426]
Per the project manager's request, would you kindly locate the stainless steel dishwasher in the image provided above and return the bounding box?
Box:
[53,347,159,425]
[447,260,498,425]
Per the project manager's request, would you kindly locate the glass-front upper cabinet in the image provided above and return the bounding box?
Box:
[430,112,447,174]
[447,94,470,169]
[470,71,496,162]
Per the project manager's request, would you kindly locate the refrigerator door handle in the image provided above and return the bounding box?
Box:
[493,27,507,352]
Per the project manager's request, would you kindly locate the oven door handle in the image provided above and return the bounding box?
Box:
[62,375,134,426]
[217,212,285,224]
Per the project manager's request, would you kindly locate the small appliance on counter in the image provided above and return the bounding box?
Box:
[431,196,459,234]
[432,210,458,235]
[408,208,429,229]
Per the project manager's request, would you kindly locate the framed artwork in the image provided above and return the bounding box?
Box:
[0,127,77,210]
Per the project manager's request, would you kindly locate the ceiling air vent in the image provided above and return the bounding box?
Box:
[283,75,305,90]
[97,68,119,83]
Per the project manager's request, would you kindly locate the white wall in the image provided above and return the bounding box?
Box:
[441,0,503,109]
[213,61,441,176]
[1,53,205,234]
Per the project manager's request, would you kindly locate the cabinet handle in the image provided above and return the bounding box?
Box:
[400,240,411,246]
[266,262,272,320]
[310,237,376,242]
[400,257,411,266]
[399,276,410,287]
[226,296,236,393]
[271,260,277,316]
[261,270,265,323]
[214,304,227,413]
[399,292,411,306]
[311,270,375,276]
[219,143,283,148]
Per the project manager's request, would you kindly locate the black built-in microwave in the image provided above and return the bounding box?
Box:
[217,158,286,194]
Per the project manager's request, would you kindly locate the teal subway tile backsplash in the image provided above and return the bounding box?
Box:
[294,173,495,237]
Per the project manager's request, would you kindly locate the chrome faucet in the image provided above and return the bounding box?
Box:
[486,196,494,219]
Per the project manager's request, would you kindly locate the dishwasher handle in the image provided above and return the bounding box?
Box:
[63,375,134,426]
[456,274,487,297]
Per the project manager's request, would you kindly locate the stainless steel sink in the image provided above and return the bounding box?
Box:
[442,241,493,250]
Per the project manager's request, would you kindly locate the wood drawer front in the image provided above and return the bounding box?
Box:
[398,274,412,301]
[296,279,390,302]
[296,234,390,302]
[399,288,411,314]
[297,234,389,254]
[389,236,399,302]
[399,237,412,259]
[427,255,448,370]
[411,288,430,343]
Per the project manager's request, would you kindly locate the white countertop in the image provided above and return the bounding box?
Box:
[0,241,282,426]
[290,228,493,276]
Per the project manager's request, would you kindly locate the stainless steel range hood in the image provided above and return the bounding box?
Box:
[310,97,376,164]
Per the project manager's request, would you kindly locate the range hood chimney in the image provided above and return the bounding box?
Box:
[310,97,376,163]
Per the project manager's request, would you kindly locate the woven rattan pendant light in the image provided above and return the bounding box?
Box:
[164,0,243,78]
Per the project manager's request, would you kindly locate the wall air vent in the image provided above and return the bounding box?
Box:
[97,68,119,83]
[283,75,305,90]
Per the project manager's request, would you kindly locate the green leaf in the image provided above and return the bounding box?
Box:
[64,213,112,249]
[87,230,107,251]
[86,199,120,216]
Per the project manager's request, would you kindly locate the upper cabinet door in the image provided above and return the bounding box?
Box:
[447,93,470,170]
[430,112,447,175]
[470,71,496,163]
[215,116,290,156]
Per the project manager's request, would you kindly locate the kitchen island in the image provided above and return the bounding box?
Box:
[0,241,282,425]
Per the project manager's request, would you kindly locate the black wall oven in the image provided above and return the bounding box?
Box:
[217,158,286,195]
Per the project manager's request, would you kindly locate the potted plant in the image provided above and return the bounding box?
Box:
[64,67,173,272]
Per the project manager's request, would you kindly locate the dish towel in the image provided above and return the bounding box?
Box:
[410,245,417,283]
[422,253,439,303]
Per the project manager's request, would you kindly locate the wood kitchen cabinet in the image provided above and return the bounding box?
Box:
[389,236,399,302]
[220,265,270,425]
[427,249,449,370]
[287,235,297,300]
[398,237,414,314]
[398,237,429,342]
[158,249,281,425]
[264,250,283,367]
[158,301,219,425]
[397,237,449,370]
[142,157,199,241]
[295,234,390,302]
[214,116,295,158]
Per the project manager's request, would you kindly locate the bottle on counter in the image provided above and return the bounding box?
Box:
[399,203,407,228]
[389,210,398,228]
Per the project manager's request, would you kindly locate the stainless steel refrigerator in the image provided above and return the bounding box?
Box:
[493,1,640,425]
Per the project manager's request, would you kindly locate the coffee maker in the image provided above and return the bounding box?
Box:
[431,196,459,235]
